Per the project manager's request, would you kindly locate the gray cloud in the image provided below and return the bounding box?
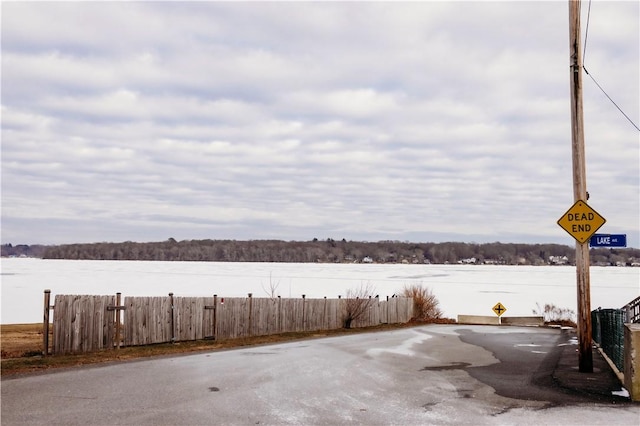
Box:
[1,1,638,247]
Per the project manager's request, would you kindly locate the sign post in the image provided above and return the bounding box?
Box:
[566,0,597,373]
[557,198,605,373]
[493,302,507,325]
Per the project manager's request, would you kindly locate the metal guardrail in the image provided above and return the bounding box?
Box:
[623,296,640,324]
[591,296,640,373]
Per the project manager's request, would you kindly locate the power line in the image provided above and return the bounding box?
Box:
[581,0,639,132]
[583,0,592,64]
[583,67,640,131]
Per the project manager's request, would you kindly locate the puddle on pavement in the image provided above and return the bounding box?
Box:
[420,362,471,371]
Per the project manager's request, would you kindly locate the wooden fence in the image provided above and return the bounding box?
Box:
[46,292,413,354]
[49,294,117,354]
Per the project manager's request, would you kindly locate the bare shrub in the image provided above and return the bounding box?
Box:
[401,283,442,321]
[533,302,576,327]
[343,282,375,329]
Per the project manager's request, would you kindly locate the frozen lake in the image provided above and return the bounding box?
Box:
[1,258,638,324]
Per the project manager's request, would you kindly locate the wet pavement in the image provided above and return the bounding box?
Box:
[1,324,638,425]
[552,328,630,402]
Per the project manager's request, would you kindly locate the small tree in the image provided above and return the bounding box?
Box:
[401,283,442,321]
[261,272,280,299]
[343,282,375,329]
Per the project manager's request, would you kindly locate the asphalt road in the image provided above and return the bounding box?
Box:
[2,324,638,425]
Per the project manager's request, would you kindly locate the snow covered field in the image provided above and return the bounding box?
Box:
[1,258,638,324]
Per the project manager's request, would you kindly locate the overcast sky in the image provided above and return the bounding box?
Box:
[2,1,638,247]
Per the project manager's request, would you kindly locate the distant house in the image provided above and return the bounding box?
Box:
[549,255,569,265]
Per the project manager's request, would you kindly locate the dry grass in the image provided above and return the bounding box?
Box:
[1,324,51,359]
[401,284,443,321]
[1,321,421,377]
[533,303,578,328]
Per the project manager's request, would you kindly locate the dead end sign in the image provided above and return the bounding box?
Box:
[557,200,606,244]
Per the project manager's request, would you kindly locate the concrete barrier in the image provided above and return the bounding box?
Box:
[457,315,499,325]
[624,323,640,401]
[457,315,544,326]
[502,316,545,326]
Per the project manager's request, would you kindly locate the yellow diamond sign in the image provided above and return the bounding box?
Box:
[557,200,606,244]
[493,302,507,317]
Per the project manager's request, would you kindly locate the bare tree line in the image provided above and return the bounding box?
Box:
[3,239,639,266]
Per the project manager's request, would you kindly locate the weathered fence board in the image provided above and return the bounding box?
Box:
[251,297,279,336]
[50,292,413,354]
[124,296,172,346]
[53,294,115,354]
[216,297,249,339]
[328,298,344,329]
[175,297,206,341]
[305,298,325,331]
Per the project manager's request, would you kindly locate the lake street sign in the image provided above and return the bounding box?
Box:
[557,200,606,244]
[492,302,507,317]
[589,234,627,248]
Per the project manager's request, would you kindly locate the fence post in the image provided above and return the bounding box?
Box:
[43,289,51,356]
[277,295,281,333]
[302,294,306,331]
[106,294,126,349]
[115,292,122,349]
[248,293,253,337]
[213,294,218,340]
[169,292,175,343]
[204,295,217,340]
[323,296,327,330]
[386,295,390,324]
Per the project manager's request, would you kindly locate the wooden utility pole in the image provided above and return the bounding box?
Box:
[569,0,593,373]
